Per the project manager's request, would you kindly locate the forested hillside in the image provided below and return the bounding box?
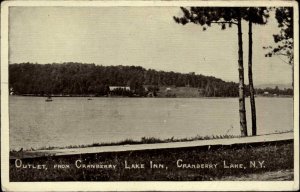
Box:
[9,63,292,97]
[9,63,240,97]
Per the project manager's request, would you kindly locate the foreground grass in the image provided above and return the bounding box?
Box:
[10,134,240,152]
[10,130,293,152]
[220,169,294,181]
[10,140,293,181]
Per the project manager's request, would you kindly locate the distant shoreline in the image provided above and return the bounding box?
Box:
[9,94,293,98]
[10,64,294,98]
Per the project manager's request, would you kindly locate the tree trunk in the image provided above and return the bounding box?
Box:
[237,17,248,137]
[248,20,257,136]
[292,63,294,89]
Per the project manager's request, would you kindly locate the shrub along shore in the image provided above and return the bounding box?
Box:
[11,134,240,152]
[10,131,293,152]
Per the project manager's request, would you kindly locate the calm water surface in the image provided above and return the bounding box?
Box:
[9,96,293,150]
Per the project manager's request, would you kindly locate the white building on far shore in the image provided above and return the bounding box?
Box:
[109,86,130,91]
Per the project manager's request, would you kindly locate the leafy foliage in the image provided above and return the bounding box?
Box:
[243,7,269,24]
[174,7,269,29]
[174,7,240,30]
[265,7,293,65]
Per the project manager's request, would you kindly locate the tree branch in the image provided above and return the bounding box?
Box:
[274,52,289,56]
[275,55,290,65]
[210,21,238,25]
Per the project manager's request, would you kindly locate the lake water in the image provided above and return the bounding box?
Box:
[9,96,293,150]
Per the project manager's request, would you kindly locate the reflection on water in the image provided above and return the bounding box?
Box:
[9,96,293,150]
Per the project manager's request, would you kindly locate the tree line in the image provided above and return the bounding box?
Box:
[9,63,240,97]
[256,86,293,96]
[9,63,292,97]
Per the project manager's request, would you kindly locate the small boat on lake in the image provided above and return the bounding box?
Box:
[45,96,53,102]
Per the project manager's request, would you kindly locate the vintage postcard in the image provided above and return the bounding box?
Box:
[1,0,299,191]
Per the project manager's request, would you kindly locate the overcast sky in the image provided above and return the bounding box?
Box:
[9,7,293,85]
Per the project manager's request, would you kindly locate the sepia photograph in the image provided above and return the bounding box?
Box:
[1,0,299,191]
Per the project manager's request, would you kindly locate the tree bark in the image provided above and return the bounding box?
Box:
[248,20,257,136]
[292,63,294,89]
[237,17,248,137]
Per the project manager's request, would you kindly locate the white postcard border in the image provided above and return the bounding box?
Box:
[1,1,299,191]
